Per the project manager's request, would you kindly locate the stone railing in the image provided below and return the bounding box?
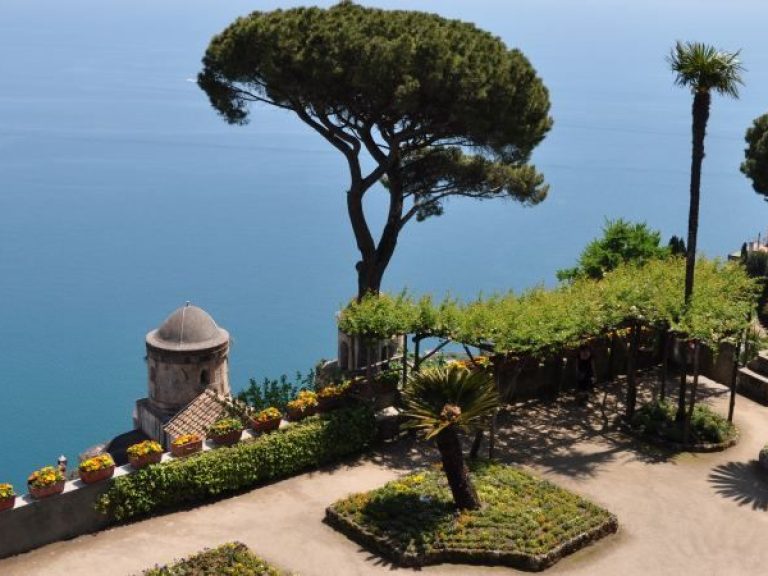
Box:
[0,427,281,560]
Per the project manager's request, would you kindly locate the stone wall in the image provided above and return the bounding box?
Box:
[0,470,117,559]
[0,431,261,560]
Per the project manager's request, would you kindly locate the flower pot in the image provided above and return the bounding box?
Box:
[287,405,317,422]
[250,416,281,434]
[209,429,242,446]
[28,481,65,500]
[317,395,343,412]
[0,496,15,512]
[129,451,163,470]
[171,439,203,457]
[79,465,115,485]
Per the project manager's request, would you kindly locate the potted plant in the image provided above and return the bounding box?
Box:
[127,440,164,469]
[27,466,66,500]
[317,382,350,412]
[79,454,116,484]
[207,417,244,446]
[0,483,16,512]
[286,390,318,421]
[171,433,203,457]
[249,407,282,433]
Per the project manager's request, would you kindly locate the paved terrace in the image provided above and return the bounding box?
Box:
[3,375,768,576]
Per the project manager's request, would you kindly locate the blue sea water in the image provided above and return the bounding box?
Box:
[1,0,767,489]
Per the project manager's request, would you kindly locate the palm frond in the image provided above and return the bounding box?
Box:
[402,364,499,439]
[668,40,744,98]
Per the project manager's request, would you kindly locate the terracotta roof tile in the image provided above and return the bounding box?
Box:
[163,390,228,440]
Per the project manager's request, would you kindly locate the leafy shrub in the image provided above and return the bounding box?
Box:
[375,361,403,389]
[97,406,374,521]
[631,400,735,444]
[238,371,315,412]
[556,218,670,282]
[207,417,244,437]
[143,542,287,575]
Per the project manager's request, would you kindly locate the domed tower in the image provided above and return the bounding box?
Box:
[134,303,230,442]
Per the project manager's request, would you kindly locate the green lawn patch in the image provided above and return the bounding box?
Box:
[142,542,288,575]
[326,461,617,571]
[629,400,738,451]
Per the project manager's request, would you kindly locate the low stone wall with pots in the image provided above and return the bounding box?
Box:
[0,426,285,560]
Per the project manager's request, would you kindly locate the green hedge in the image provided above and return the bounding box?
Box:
[97,406,375,521]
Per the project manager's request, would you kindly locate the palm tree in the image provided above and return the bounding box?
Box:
[402,365,499,510]
[669,41,743,422]
[669,41,744,304]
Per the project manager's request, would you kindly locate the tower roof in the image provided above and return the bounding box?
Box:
[146,303,229,351]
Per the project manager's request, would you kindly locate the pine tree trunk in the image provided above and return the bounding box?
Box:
[435,427,480,510]
[683,90,711,304]
[354,167,404,300]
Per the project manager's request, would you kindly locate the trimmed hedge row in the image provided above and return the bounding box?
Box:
[97,406,375,521]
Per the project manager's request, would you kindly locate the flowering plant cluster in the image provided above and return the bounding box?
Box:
[172,433,202,447]
[79,454,115,473]
[127,440,163,458]
[207,417,244,437]
[252,406,282,423]
[28,466,65,489]
[450,356,491,371]
[317,381,351,399]
[286,390,318,413]
[0,483,15,499]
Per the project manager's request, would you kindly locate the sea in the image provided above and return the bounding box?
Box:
[1,0,767,490]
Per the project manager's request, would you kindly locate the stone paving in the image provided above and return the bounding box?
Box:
[3,374,768,576]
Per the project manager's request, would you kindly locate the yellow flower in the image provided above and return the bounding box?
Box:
[172,434,201,447]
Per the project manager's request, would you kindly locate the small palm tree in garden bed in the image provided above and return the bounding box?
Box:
[402,364,499,510]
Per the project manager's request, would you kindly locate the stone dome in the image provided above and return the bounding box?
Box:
[146,303,229,351]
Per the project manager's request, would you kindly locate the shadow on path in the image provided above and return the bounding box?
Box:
[709,461,768,511]
[367,372,730,481]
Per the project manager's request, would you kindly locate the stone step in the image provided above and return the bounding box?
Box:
[737,366,768,405]
[747,350,768,376]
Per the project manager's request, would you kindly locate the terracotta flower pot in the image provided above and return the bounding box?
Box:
[209,429,242,446]
[171,439,203,457]
[0,496,15,512]
[287,405,317,422]
[129,451,163,470]
[250,416,281,434]
[80,465,115,485]
[28,481,65,500]
[317,395,343,412]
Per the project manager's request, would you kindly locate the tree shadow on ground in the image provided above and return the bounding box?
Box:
[368,371,732,481]
[488,372,688,478]
[365,433,437,472]
[709,461,768,511]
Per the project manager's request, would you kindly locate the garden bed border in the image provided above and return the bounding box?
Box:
[325,504,618,572]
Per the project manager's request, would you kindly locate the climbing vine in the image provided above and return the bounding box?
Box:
[337,257,756,355]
